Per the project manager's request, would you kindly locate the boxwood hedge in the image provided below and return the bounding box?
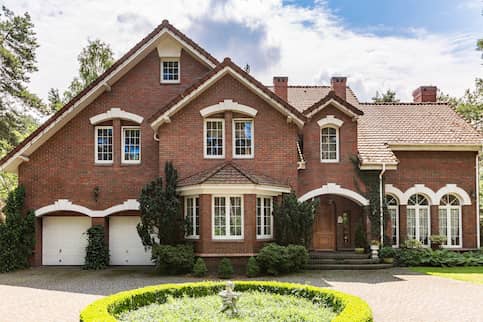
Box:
[80,281,372,322]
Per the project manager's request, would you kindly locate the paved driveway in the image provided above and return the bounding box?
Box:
[0,267,482,322]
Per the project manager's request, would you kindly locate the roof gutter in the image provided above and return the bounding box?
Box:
[379,163,386,246]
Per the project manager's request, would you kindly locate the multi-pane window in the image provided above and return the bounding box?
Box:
[205,119,224,158]
[256,197,273,239]
[320,127,338,162]
[95,126,113,163]
[161,59,179,83]
[407,194,430,246]
[185,197,200,239]
[233,119,254,158]
[385,195,399,247]
[439,194,461,248]
[122,127,141,163]
[213,196,243,239]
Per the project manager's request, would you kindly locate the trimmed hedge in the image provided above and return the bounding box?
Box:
[80,281,373,322]
[394,248,483,267]
[256,243,308,275]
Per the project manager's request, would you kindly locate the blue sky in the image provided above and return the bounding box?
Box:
[4,0,483,102]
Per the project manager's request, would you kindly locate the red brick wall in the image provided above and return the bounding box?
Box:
[298,105,363,196]
[385,151,478,248]
[19,49,210,212]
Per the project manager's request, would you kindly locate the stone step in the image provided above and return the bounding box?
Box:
[308,258,379,265]
[309,252,370,260]
[304,263,393,270]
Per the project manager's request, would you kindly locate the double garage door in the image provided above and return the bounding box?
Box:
[42,216,152,265]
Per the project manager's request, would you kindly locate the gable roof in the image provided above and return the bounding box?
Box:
[303,90,364,118]
[148,58,307,130]
[0,20,219,173]
[177,161,289,187]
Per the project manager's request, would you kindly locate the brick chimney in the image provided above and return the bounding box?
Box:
[412,86,437,103]
[273,76,288,101]
[331,76,347,100]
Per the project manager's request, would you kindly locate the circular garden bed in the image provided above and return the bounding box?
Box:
[80,281,373,322]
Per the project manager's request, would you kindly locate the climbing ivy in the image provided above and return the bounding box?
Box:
[84,225,109,270]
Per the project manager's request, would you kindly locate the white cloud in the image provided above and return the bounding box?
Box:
[4,0,482,102]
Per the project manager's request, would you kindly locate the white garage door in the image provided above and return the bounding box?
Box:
[42,216,91,265]
[109,216,153,265]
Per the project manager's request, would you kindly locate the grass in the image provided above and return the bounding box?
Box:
[118,291,337,322]
[410,266,483,285]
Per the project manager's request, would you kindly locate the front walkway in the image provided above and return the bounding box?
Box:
[0,267,482,322]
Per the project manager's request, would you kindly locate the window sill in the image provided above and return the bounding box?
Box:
[256,236,273,241]
[320,160,339,163]
[233,155,254,159]
[94,162,113,166]
[204,156,225,159]
[185,236,200,240]
[160,80,180,85]
[212,238,245,242]
[121,162,142,166]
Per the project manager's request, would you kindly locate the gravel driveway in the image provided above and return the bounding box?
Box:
[0,267,482,322]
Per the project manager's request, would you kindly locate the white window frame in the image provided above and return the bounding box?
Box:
[185,196,200,239]
[233,118,254,159]
[204,118,225,159]
[386,195,399,248]
[160,58,180,84]
[121,126,141,164]
[94,126,113,164]
[407,194,431,247]
[438,194,462,248]
[320,126,339,163]
[212,195,244,240]
[256,196,273,240]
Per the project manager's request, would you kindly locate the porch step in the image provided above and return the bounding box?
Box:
[309,251,370,260]
[308,258,379,265]
[304,263,393,270]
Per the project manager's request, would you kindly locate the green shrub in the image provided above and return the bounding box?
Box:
[217,258,234,279]
[0,186,35,273]
[246,256,260,277]
[394,248,483,267]
[403,239,423,249]
[192,257,208,277]
[256,243,308,275]
[379,247,396,259]
[152,244,194,274]
[84,225,109,270]
[354,223,367,249]
[80,281,373,322]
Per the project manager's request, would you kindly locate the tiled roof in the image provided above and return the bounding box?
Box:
[177,162,289,187]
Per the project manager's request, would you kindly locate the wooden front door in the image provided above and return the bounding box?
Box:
[336,211,352,250]
[311,199,336,250]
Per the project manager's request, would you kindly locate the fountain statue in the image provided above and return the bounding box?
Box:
[219,281,241,317]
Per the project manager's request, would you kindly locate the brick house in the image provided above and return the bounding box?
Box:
[0,20,481,266]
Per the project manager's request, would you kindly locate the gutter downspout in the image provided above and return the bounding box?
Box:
[477,154,481,248]
[379,163,387,246]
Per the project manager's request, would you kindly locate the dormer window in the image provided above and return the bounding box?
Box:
[161,58,180,83]
[318,115,343,163]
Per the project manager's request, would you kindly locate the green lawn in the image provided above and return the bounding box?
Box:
[410,266,483,285]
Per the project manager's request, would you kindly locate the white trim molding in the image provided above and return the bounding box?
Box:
[35,199,140,217]
[306,99,360,119]
[298,183,370,206]
[385,183,472,205]
[90,108,144,125]
[389,144,482,152]
[178,184,290,196]
[317,115,344,128]
[200,99,258,118]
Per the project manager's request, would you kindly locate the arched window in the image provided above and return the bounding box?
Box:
[407,194,430,246]
[320,126,338,162]
[439,194,462,248]
[385,195,399,247]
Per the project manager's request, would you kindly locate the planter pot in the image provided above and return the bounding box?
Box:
[355,248,365,254]
[370,245,379,259]
[382,258,394,264]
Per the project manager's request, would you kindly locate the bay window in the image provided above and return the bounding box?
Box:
[213,196,243,239]
[185,196,200,239]
[256,197,273,239]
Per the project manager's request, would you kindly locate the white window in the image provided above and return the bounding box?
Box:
[185,196,200,239]
[320,126,339,162]
[161,59,180,83]
[212,196,243,239]
[385,195,399,247]
[95,126,113,164]
[204,119,224,158]
[122,127,141,164]
[233,119,254,158]
[439,194,462,248]
[256,197,273,239]
[407,194,430,246]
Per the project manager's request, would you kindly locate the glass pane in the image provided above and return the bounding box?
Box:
[407,208,416,240]
[419,208,429,245]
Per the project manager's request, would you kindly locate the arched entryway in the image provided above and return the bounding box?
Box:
[299,184,369,251]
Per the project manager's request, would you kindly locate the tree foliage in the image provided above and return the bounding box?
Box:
[137,162,184,246]
[372,89,399,103]
[48,39,114,112]
[0,185,35,272]
[273,193,318,248]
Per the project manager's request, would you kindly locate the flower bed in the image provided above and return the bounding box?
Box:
[80,281,373,322]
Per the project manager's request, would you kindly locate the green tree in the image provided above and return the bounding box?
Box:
[372,89,399,103]
[137,162,184,246]
[49,39,114,112]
